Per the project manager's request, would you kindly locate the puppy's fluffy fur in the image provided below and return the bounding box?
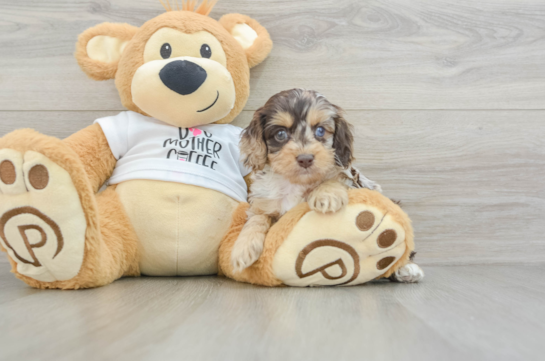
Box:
[231,89,379,272]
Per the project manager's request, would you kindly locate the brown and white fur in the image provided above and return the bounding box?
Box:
[230,89,353,272]
[231,89,424,282]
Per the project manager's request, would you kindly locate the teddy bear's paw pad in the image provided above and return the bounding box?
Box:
[0,149,26,195]
[272,203,407,287]
[0,150,86,282]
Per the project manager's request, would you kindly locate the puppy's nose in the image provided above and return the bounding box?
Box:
[296,154,315,168]
[159,60,207,95]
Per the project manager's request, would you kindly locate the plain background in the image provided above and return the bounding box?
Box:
[1,0,544,266]
[0,1,544,360]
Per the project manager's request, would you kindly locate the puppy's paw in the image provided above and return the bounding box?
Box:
[231,232,265,273]
[391,263,424,283]
[308,184,348,214]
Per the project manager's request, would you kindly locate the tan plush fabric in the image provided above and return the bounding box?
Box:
[273,203,408,286]
[0,150,87,282]
[231,24,258,50]
[219,202,310,286]
[0,130,414,289]
[347,189,415,279]
[64,123,117,193]
[0,9,275,289]
[1,7,417,289]
[219,13,273,68]
[219,189,415,287]
[131,55,236,128]
[87,36,129,63]
[75,11,273,125]
[114,11,253,125]
[116,180,238,276]
[75,23,138,81]
[0,130,139,289]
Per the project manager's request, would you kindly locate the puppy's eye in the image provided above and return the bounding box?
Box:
[275,129,288,142]
[160,43,172,59]
[200,44,212,58]
[315,126,326,137]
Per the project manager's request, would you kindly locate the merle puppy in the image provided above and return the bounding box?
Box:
[231,89,383,272]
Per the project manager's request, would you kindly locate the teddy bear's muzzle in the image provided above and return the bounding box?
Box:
[131,56,236,128]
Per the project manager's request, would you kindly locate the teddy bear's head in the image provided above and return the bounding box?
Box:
[75,0,272,128]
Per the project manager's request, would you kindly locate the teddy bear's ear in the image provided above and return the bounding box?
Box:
[219,14,273,68]
[75,23,138,81]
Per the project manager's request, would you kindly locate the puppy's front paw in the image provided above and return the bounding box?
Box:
[308,184,348,214]
[391,263,424,283]
[231,232,265,273]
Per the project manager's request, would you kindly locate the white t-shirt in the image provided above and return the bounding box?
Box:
[95,111,250,202]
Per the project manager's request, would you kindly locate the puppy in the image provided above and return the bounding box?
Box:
[231,89,379,272]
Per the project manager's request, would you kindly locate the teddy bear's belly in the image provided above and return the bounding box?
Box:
[115,180,240,276]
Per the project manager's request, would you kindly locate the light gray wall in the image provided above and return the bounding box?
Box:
[1,0,544,265]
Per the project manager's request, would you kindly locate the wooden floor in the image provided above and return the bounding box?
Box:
[1,260,544,361]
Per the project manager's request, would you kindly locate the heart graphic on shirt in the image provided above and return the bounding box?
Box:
[188,128,202,136]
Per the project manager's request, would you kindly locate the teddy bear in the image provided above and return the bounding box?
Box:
[0,0,416,289]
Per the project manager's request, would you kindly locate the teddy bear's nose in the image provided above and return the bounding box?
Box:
[159,60,207,96]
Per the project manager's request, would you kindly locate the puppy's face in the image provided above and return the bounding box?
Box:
[241,89,354,185]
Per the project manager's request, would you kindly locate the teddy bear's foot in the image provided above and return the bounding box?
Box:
[0,148,87,282]
[220,189,415,287]
[272,200,410,286]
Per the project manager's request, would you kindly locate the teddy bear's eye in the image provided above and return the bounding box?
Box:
[160,43,172,59]
[200,44,212,59]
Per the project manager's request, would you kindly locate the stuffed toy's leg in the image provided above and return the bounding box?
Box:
[0,129,139,289]
[219,189,414,287]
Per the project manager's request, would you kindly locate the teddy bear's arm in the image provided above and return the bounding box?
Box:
[63,123,117,193]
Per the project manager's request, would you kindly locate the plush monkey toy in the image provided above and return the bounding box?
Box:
[0,1,415,289]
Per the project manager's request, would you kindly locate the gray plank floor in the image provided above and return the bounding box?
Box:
[1,260,544,361]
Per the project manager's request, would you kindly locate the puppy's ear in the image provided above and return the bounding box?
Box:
[75,23,138,81]
[219,14,273,68]
[241,107,268,171]
[332,106,354,168]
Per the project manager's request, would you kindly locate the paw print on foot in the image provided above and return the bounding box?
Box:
[272,201,410,287]
[0,149,87,282]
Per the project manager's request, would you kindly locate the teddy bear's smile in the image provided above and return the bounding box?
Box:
[197,90,220,113]
[132,53,235,128]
